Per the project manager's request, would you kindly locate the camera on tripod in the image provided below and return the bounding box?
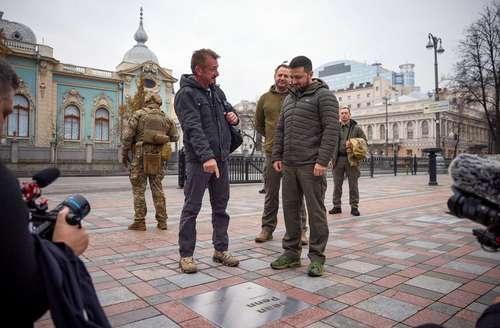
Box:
[22,168,91,240]
[447,154,500,252]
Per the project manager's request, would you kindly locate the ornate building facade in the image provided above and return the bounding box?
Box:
[0,9,177,175]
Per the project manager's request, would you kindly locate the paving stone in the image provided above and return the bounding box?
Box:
[203,268,233,279]
[327,266,360,278]
[155,283,181,293]
[355,295,420,321]
[119,277,143,285]
[443,316,475,328]
[109,306,160,327]
[466,302,488,313]
[477,290,500,305]
[166,273,216,288]
[342,254,361,259]
[97,286,139,307]
[367,267,400,278]
[238,258,269,271]
[149,278,171,287]
[406,240,442,249]
[356,275,379,283]
[322,314,370,328]
[239,271,262,280]
[330,240,356,248]
[376,249,415,259]
[468,250,500,261]
[333,260,381,274]
[388,264,409,270]
[443,261,491,275]
[395,284,444,301]
[317,284,356,298]
[428,302,461,316]
[359,233,386,240]
[361,284,386,294]
[318,300,348,313]
[118,315,179,328]
[144,294,172,306]
[285,276,336,292]
[305,322,336,328]
[405,276,461,294]
[425,271,469,284]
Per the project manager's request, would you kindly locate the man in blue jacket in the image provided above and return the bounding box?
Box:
[174,49,240,273]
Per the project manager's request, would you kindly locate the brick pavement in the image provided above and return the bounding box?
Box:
[34,174,499,328]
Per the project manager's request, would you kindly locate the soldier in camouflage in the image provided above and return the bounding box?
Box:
[122,93,179,231]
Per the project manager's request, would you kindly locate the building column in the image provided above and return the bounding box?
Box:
[10,139,19,163]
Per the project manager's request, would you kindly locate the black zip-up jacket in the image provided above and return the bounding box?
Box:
[175,74,236,163]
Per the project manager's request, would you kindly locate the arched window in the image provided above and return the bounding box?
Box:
[407,121,414,139]
[379,124,385,141]
[393,123,399,140]
[64,105,80,140]
[421,120,429,137]
[95,108,109,141]
[7,95,29,137]
[367,125,373,140]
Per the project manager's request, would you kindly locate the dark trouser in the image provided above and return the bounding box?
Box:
[333,156,360,208]
[179,160,230,257]
[282,164,328,264]
[261,156,307,233]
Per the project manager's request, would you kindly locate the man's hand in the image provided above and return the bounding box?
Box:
[203,158,220,178]
[52,207,89,256]
[225,112,238,125]
[314,163,327,176]
[273,160,282,172]
[346,139,352,149]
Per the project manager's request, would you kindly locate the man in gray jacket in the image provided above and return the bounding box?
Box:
[271,56,340,277]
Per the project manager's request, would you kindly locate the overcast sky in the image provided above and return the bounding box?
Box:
[1,0,492,104]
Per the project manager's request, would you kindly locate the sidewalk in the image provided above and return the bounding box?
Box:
[35,175,499,328]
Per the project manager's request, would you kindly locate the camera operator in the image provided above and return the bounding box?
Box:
[0,59,89,325]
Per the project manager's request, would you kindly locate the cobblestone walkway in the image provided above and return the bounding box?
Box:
[35,175,499,328]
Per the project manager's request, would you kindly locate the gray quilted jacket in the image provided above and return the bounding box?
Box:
[272,79,340,167]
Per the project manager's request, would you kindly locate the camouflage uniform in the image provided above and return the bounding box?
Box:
[122,93,179,230]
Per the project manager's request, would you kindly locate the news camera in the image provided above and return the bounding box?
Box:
[447,154,500,252]
[22,168,91,240]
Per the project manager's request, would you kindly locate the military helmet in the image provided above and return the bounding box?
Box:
[145,92,162,106]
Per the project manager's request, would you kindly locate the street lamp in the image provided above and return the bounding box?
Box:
[382,96,391,156]
[426,33,445,148]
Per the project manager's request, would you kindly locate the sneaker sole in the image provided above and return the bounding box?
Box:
[270,261,301,270]
[179,264,198,274]
[308,270,324,277]
[255,236,273,243]
[212,257,239,267]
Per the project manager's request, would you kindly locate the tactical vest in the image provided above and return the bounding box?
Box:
[140,107,169,175]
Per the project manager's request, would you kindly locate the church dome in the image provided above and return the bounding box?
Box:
[121,8,158,65]
[0,11,37,44]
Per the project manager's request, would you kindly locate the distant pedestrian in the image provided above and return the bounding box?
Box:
[329,106,367,217]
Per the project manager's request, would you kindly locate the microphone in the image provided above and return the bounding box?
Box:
[22,168,60,203]
[33,167,60,188]
[449,154,500,206]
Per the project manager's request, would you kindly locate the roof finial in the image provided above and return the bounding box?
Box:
[140,6,143,24]
[134,6,148,44]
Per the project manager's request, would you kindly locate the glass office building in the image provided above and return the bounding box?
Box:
[314,60,415,91]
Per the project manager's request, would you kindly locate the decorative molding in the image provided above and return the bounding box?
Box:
[39,60,48,76]
[16,79,35,109]
[93,93,112,110]
[62,89,84,109]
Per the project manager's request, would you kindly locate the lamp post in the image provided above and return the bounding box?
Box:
[382,96,390,156]
[426,33,445,149]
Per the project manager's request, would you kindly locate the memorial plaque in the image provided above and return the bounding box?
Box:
[179,282,311,328]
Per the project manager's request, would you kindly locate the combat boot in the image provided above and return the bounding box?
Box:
[301,231,309,245]
[180,257,198,273]
[157,221,167,230]
[255,230,273,243]
[213,250,240,267]
[128,221,146,231]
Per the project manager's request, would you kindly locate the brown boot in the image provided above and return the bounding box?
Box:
[128,221,146,231]
[179,257,198,273]
[301,231,309,245]
[157,222,167,230]
[255,230,273,243]
[213,250,239,267]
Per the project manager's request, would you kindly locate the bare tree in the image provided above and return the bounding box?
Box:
[454,1,500,153]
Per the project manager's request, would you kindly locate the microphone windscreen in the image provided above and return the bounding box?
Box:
[32,167,60,188]
[450,154,500,206]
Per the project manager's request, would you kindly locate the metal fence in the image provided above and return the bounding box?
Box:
[177,150,452,187]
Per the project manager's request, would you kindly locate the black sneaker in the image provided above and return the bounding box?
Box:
[258,189,266,194]
[351,208,360,216]
[329,207,342,214]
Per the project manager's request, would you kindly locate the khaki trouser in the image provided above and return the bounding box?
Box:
[261,156,307,233]
[333,155,360,208]
[282,164,328,264]
[129,155,167,223]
